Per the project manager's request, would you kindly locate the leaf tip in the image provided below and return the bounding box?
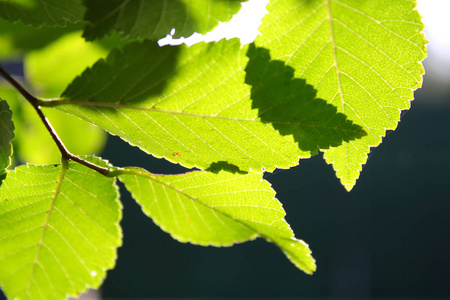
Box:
[344,183,354,192]
[339,175,357,192]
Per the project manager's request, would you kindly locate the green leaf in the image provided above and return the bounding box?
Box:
[0,86,21,168]
[245,45,365,152]
[0,0,84,27]
[83,0,246,41]
[255,0,426,190]
[57,39,364,173]
[0,158,122,299]
[119,168,316,274]
[0,99,14,182]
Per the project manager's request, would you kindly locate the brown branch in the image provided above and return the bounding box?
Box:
[0,65,110,176]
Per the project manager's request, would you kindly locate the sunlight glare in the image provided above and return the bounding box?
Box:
[158,0,269,46]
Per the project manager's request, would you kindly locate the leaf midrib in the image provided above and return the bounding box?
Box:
[25,161,68,297]
[326,0,345,113]
[46,100,363,134]
[325,0,352,182]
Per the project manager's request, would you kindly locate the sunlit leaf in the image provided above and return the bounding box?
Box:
[57,39,364,173]
[0,158,122,299]
[256,0,426,190]
[119,168,316,274]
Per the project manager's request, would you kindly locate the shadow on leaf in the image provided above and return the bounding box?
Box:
[62,41,180,104]
[245,44,366,155]
[206,161,248,174]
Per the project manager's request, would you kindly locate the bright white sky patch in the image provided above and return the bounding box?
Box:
[416,0,450,84]
[417,0,450,63]
[158,0,269,46]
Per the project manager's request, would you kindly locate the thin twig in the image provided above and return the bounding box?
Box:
[0,66,38,106]
[33,104,71,159]
[0,65,110,176]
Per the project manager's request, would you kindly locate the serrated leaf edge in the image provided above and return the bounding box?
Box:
[118,168,316,274]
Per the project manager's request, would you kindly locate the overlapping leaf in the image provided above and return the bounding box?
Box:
[0,158,122,299]
[255,0,426,190]
[57,39,364,173]
[0,0,85,27]
[0,99,14,182]
[83,0,246,41]
[119,168,316,274]
[245,45,365,152]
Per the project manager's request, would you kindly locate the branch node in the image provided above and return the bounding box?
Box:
[0,65,112,177]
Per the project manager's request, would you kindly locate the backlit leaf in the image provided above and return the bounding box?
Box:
[119,168,316,274]
[57,39,365,173]
[0,158,122,299]
[255,0,426,190]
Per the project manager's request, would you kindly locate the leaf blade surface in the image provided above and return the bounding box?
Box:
[119,168,316,274]
[0,159,122,299]
[256,0,426,190]
[58,40,365,172]
[0,99,14,182]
